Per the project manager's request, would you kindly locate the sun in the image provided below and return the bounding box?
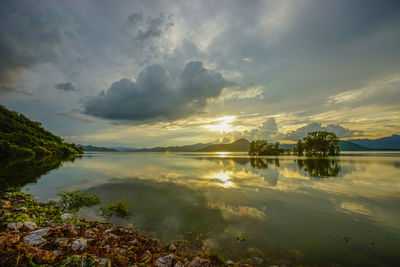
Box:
[206,116,235,133]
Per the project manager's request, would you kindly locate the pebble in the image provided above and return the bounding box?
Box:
[94,258,108,267]
[23,221,37,231]
[169,244,177,251]
[72,238,87,250]
[60,213,73,220]
[23,227,50,246]
[155,254,174,267]
[189,257,210,267]
[7,222,23,230]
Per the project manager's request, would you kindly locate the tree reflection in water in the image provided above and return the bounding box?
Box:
[0,155,80,192]
[250,158,280,169]
[296,158,340,178]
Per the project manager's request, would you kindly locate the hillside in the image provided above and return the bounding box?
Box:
[78,145,118,152]
[197,138,250,152]
[134,142,212,152]
[339,141,370,151]
[348,134,400,149]
[0,105,82,159]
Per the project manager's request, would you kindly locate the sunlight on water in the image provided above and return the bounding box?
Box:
[14,152,400,265]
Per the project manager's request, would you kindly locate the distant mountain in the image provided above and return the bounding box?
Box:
[78,145,118,152]
[348,134,400,150]
[339,141,369,151]
[197,138,250,152]
[134,142,212,152]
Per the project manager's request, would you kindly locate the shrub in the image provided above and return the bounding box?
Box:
[57,190,101,212]
[100,199,131,219]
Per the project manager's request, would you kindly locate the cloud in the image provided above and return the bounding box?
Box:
[84,62,230,122]
[219,85,264,101]
[0,0,77,86]
[55,82,78,92]
[280,122,360,141]
[122,12,174,64]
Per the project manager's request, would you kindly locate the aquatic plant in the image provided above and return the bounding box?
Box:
[100,198,131,219]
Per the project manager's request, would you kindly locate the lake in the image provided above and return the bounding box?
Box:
[6,152,400,265]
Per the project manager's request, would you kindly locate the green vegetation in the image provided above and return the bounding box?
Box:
[56,190,101,213]
[248,140,284,155]
[0,105,82,160]
[100,198,131,219]
[295,131,340,156]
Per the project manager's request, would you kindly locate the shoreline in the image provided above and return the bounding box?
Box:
[0,192,240,266]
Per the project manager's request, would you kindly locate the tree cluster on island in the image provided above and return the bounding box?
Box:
[249,131,340,156]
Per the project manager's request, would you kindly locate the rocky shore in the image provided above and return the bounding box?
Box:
[0,192,244,266]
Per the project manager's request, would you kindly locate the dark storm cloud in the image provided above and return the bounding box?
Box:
[122,12,174,64]
[55,82,78,92]
[281,123,360,141]
[0,0,77,86]
[84,62,230,122]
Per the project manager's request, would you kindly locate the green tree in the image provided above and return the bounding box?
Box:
[298,131,340,156]
[248,139,281,156]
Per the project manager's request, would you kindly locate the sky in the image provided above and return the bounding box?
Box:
[1,0,400,148]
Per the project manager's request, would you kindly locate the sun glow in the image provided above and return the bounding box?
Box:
[206,116,235,133]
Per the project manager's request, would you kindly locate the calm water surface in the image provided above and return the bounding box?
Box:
[16,152,400,265]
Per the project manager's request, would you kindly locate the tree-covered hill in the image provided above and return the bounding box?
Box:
[0,105,82,159]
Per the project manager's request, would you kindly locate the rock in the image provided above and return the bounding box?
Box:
[23,227,50,246]
[54,237,65,245]
[94,258,108,267]
[0,234,20,247]
[189,257,210,267]
[16,207,28,212]
[23,221,37,231]
[52,250,61,257]
[169,244,176,251]
[26,246,55,263]
[128,238,139,245]
[155,254,174,267]
[63,222,77,235]
[72,238,87,250]
[250,257,264,265]
[103,244,110,252]
[7,222,23,230]
[60,213,73,220]
[227,259,234,265]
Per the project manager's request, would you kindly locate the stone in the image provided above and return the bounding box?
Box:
[26,246,55,263]
[7,222,22,230]
[52,250,61,257]
[60,213,73,220]
[227,259,234,265]
[251,257,263,265]
[189,257,210,267]
[128,238,139,245]
[63,222,77,235]
[155,254,174,267]
[54,237,65,245]
[23,221,37,231]
[94,258,108,267]
[72,238,87,250]
[169,244,176,251]
[23,227,50,246]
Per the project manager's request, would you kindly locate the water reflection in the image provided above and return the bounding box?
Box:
[13,152,400,265]
[0,155,79,192]
[296,158,341,178]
